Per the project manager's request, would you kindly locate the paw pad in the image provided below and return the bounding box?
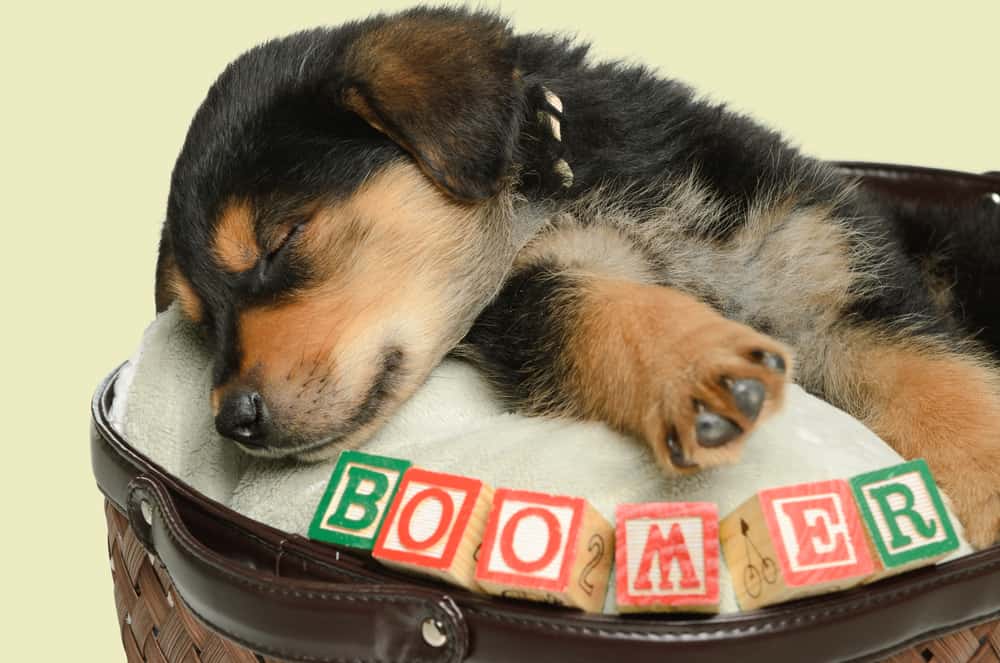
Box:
[657,337,790,472]
[726,378,766,420]
[694,409,742,448]
[751,350,786,373]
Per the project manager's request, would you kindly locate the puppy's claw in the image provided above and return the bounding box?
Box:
[537,110,561,141]
[532,86,572,190]
[695,411,742,447]
[542,87,563,114]
[554,159,574,188]
[727,378,766,420]
[667,431,699,469]
[751,349,786,374]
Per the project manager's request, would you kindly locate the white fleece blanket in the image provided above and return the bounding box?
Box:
[111,305,970,613]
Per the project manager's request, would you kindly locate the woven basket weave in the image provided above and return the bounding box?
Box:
[105,500,999,663]
[107,501,283,663]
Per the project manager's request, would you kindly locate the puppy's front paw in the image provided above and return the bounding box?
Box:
[567,280,792,475]
[646,324,791,474]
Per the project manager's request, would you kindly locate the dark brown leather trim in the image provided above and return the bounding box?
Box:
[834,161,1000,207]
[125,475,468,663]
[91,164,1000,663]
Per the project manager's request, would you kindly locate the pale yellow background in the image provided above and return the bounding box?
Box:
[3,1,997,659]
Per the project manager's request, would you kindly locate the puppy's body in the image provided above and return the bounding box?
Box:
[156,8,1000,547]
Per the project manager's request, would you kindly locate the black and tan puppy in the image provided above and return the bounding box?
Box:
[155,7,1000,547]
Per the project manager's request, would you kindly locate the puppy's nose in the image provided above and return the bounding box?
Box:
[215,390,269,446]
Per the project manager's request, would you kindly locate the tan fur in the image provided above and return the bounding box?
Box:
[490,180,996,544]
[161,263,204,323]
[196,146,997,544]
[918,254,959,314]
[223,162,520,457]
[562,275,791,473]
[213,200,259,273]
[821,330,1000,548]
[557,173,872,352]
[518,180,859,401]
[513,216,657,283]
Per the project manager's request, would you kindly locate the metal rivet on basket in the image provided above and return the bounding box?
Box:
[421,618,448,648]
[989,192,1000,205]
[140,500,153,526]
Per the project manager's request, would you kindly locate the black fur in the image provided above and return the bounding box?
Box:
[461,264,579,411]
[509,36,847,235]
[158,6,999,465]
[883,190,1000,354]
[164,8,986,392]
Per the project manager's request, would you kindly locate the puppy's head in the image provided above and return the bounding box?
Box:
[156,8,536,459]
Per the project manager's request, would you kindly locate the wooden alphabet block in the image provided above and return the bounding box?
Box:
[850,459,960,582]
[720,479,875,610]
[308,451,411,550]
[475,488,614,613]
[614,502,720,613]
[372,467,493,590]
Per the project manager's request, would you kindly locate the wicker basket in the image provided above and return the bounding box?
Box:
[107,502,283,663]
[105,496,1000,663]
[105,499,1000,663]
[96,162,1000,662]
[104,458,1000,663]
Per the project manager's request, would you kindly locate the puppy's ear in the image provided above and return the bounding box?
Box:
[337,10,525,202]
[155,224,176,314]
[154,225,204,323]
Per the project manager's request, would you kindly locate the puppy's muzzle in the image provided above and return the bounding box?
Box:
[215,389,270,447]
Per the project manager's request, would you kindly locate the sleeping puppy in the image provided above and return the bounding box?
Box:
[155,7,1000,548]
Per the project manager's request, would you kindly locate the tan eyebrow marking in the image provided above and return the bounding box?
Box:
[213,199,259,272]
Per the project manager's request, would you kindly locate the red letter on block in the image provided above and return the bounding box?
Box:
[760,479,874,586]
[634,522,699,591]
[615,502,719,613]
[500,506,562,573]
[775,495,851,568]
[372,468,492,590]
[475,488,613,612]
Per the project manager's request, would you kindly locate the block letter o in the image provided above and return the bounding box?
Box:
[500,507,562,573]
[398,487,454,550]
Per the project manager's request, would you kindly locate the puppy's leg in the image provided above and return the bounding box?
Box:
[824,330,1000,548]
[462,225,792,473]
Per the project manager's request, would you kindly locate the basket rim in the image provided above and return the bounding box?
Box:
[92,162,1000,661]
[92,359,1000,622]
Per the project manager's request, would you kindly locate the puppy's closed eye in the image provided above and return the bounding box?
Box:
[262,221,307,271]
[243,220,312,300]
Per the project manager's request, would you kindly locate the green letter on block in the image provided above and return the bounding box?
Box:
[327,466,390,531]
[867,482,938,550]
[308,451,411,550]
[850,459,958,569]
